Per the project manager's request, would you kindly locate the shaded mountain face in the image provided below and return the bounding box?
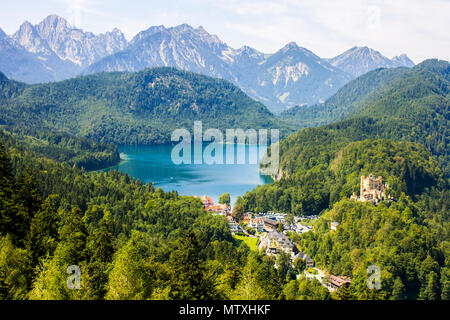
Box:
[0,27,62,83]
[12,20,80,80]
[240,42,352,111]
[29,15,127,67]
[391,54,415,68]
[87,24,236,81]
[0,15,127,83]
[328,46,414,77]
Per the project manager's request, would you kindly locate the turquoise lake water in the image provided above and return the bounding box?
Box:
[103,144,273,205]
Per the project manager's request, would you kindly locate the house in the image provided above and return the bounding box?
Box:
[263,218,279,231]
[249,217,265,232]
[296,252,314,267]
[206,203,230,215]
[228,220,241,233]
[325,275,352,292]
[267,247,280,255]
[295,224,312,234]
[305,256,314,268]
[265,232,295,256]
[196,195,232,214]
[200,195,214,207]
[273,213,287,223]
[242,212,251,223]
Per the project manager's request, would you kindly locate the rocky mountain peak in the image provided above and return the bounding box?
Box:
[41,14,70,29]
[14,21,38,41]
[281,41,299,52]
[392,54,415,67]
[236,45,263,57]
[328,46,409,77]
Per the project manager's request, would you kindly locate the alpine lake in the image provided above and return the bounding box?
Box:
[103,143,273,205]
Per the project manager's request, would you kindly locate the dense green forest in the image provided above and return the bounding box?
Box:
[0,128,119,171]
[0,67,291,145]
[292,196,449,299]
[246,138,447,215]
[250,138,449,299]
[0,134,309,300]
[1,135,445,299]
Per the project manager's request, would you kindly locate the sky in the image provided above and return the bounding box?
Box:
[0,0,448,63]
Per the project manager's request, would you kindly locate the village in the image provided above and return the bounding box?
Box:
[195,174,391,293]
[196,195,350,293]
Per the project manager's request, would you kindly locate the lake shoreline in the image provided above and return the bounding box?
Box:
[100,144,273,205]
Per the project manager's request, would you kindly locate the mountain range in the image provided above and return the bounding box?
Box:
[327,46,414,77]
[0,14,415,112]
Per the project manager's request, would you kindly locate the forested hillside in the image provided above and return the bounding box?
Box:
[279,60,449,156]
[292,196,449,299]
[247,138,449,299]
[0,68,288,145]
[0,135,308,300]
[0,128,119,171]
[245,138,446,215]
[277,59,449,174]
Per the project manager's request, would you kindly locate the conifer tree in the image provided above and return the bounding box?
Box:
[337,284,357,300]
[170,231,217,299]
[27,195,59,264]
[422,271,440,300]
[391,277,406,300]
[0,142,27,245]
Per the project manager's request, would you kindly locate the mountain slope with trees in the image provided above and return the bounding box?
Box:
[0,68,288,145]
[277,59,449,173]
[247,138,449,299]
[279,59,448,133]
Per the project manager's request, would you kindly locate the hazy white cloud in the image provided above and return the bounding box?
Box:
[207,0,290,16]
[215,0,450,62]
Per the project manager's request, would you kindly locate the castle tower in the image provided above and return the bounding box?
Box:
[360,175,365,200]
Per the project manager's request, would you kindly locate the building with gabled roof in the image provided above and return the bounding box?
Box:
[325,275,352,292]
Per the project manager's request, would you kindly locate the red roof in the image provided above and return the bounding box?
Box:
[200,195,214,205]
[328,275,352,288]
[206,204,229,211]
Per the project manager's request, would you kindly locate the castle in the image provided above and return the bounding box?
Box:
[350,174,390,204]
